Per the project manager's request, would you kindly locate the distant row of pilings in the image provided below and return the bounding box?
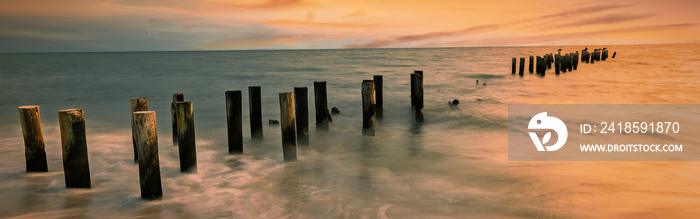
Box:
[17,70,432,200]
[512,47,615,76]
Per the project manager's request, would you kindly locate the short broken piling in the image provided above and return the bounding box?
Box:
[18,106,48,172]
[362,80,376,136]
[59,109,91,188]
[132,111,163,200]
[279,92,297,162]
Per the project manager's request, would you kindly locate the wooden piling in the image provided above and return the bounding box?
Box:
[512,58,516,74]
[529,56,534,73]
[554,54,560,74]
[177,101,197,173]
[18,106,48,172]
[373,75,383,118]
[413,74,423,112]
[132,111,163,200]
[547,53,553,69]
[362,80,376,136]
[612,52,616,58]
[130,98,148,161]
[248,86,263,139]
[519,57,525,75]
[58,109,91,188]
[293,87,309,146]
[171,93,184,146]
[313,81,331,130]
[279,92,297,162]
[225,91,243,154]
[410,73,417,107]
[535,56,542,74]
[574,52,579,70]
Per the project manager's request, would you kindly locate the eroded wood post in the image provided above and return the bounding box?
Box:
[279,92,297,162]
[248,86,263,139]
[373,75,383,118]
[555,54,560,74]
[171,93,184,146]
[410,73,417,107]
[512,57,516,74]
[18,106,48,172]
[58,109,91,188]
[132,111,163,200]
[362,80,376,136]
[130,98,148,161]
[529,56,534,73]
[293,87,309,146]
[314,81,331,130]
[226,90,243,154]
[612,52,616,58]
[177,101,197,173]
[415,73,424,112]
[519,57,525,75]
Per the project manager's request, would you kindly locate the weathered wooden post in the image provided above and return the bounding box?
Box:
[313,81,331,130]
[130,98,148,161]
[18,106,48,172]
[414,74,424,112]
[373,75,383,118]
[612,52,616,58]
[279,92,297,162]
[568,53,574,71]
[226,91,243,154]
[248,86,263,139]
[554,54,560,74]
[362,80,376,136]
[547,53,553,69]
[171,93,184,146]
[58,109,91,188]
[574,52,579,70]
[293,87,309,146]
[519,57,525,75]
[529,56,534,73]
[177,101,197,173]
[562,54,568,73]
[535,56,542,74]
[410,73,417,107]
[512,58,516,74]
[132,111,163,200]
[591,50,596,64]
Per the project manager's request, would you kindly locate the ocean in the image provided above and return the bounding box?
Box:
[1,44,700,218]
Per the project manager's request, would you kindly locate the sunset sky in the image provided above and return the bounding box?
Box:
[1,0,699,53]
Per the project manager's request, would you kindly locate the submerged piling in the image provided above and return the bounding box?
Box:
[225,91,243,154]
[362,80,376,136]
[177,101,197,173]
[58,109,91,188]
[132,111,163,200]
[171,93,184,146]
[314,81,331,130]
[555,54,560,74]
[293,87,309,146]
[18,106,48,172]
[373,75,383,118]
[512,58,516,74]
[519,57,525,75]
[410,73,417,107]
[130,98,148,161]
[279,92,297,162]
[413,73,424,112]
[529,56,534,73]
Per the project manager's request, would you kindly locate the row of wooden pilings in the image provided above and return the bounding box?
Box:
[17,71,425,200]
[511,47,615,76]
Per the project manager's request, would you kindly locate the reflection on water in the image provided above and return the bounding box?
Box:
[0,45,699,217]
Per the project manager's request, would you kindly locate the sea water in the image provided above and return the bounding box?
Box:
[1,44,700,218]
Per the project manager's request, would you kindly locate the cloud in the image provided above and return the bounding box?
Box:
[342,11,366,18]
[344,24,501,48]
[551,13,656,29]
